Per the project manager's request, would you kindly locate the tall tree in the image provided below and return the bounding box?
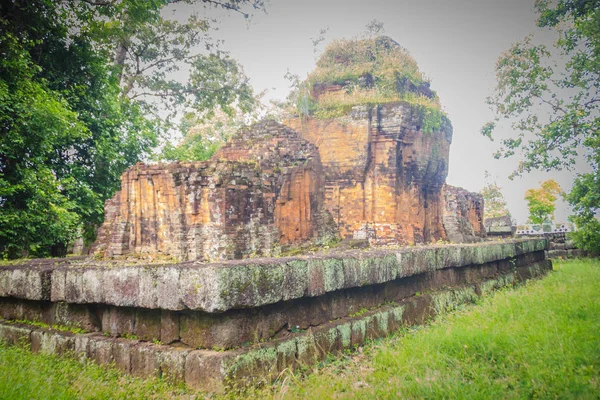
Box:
[160,107,257,162]
[480,171,511,220]
[88,0,261,119]
[524,179,563,224]
[0,0,262,258]
[483,0,600,252]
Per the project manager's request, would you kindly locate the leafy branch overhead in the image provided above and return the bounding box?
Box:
[484,0,600,254]
[88,0,261,120]
[484,1,599,177]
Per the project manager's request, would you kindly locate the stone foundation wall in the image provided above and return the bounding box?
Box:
[0,239,548,392]
[0,249,545,350]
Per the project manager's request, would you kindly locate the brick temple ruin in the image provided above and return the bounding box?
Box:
[92,114,484,262]
[0,37,548,393]
[92,121,336,261]
[92,38,485,262]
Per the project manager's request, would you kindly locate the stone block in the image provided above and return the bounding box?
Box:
[184,350,229,393]
[53,302,99,332]
[50,332,76,356]
[275,338,298,372]
[295,332,318,367]
[160,310,180,344]
[87,336,115,366]
[282,259,309,301]
[104,268,139,307]
[436,246,462,269]
[81,269,105,303]
[130,343,161,378]
[64,269,84,303]
[402,295,433,325]
[178,267,210,311]
[50,269,67,302]
[225,345,278,385]
[138,267,158,309]
[134,308,161,341]
[101,307,134,337]
[179,313,212,349]
[30,329,43,353]
[0,324,31,346]
[9,269,28,299]
[0,269,11,297]
[313,326,342,357]
[113,338,134,373]
[30,329,74,355]
[155,267,180,310]
[0,298,23,321]
[350,318,367,347]
[74,334,92,361]
[159,346,190,383]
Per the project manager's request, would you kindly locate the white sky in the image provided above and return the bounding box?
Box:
[167,0,588,224]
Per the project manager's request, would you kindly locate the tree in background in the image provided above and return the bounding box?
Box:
[160,107,258,162]
[568,174,600,254]
[480,171,511,220]
[524,180,563,224]
[483,0,600,252]
[0,0,262,258]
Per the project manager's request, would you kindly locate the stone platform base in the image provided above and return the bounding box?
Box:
[0,259,551,393]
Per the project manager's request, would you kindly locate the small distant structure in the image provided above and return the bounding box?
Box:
[484,215,515,237]
[515,222,574,236]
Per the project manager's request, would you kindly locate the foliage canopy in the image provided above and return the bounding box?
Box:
[484,0,600,252]
[480,172,511,220]
[524,179,563,224]
[0,0,261,258]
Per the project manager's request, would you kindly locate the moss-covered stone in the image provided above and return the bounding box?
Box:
[432,286,478,314]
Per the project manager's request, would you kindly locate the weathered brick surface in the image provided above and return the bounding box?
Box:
[90,105,484,261]
[284,102,483,246]
[442,184,485,242]
[91,121,332,262]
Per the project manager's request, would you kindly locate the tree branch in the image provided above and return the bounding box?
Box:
[201,0,249,17]
[128,85,233,100]
[80,0,118,5]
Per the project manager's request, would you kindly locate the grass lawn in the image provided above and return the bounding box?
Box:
[1,258,599,399]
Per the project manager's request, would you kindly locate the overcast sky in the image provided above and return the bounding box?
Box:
[167,0,587,224]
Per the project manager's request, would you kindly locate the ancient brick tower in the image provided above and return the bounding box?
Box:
[284,36,484,245]
[92,36,484,261]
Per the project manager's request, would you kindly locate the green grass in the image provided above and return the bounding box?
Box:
[250,258,600,399]
[0,259,599,399]
[0,345,193,399]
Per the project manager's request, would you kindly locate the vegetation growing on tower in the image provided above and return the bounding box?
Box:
[292,36,446,132]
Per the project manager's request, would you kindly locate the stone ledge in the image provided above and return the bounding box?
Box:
[0,239,547,312]
[0,250,545,350]
[0,259,552,393]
